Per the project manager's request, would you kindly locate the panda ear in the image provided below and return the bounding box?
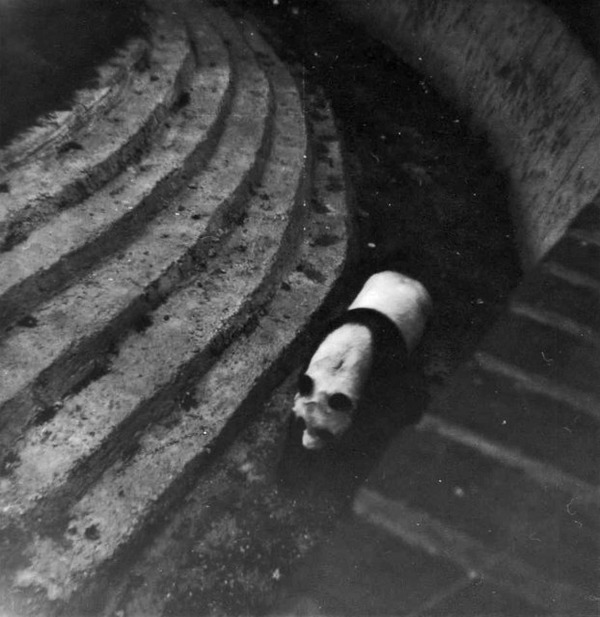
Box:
[297,374,314,396]
[328,392,353,413]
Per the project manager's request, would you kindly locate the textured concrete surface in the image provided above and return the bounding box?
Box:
[0,19,226,329]
[0,5,239,453]
[0,0,362,612]
[332,0,600,268]
[0,37,148,172]
[1,6,229,458]
[0,6,193,250]
[0,0,143,147]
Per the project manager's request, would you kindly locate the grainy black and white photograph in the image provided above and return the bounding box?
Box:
[0,0,599,615]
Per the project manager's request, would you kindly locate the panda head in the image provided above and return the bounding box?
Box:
[292,372,356,449]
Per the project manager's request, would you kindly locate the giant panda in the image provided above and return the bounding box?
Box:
[292,270,432,450]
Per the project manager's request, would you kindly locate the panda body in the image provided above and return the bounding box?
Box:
[347,271,431,352]
[292,271,432,449]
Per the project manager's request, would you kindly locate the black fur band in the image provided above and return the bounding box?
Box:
[304,307,409,373]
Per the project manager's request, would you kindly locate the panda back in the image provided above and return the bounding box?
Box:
[349,271,432,352]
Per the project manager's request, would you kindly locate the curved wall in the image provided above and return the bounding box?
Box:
[333,0,600,268]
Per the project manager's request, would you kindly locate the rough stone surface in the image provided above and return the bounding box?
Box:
[0,11,304,538]
[0,36,148,172]
[0,5,264,458]
[0,2,354,614]
[332,0,600,267]
[0,12,230,331]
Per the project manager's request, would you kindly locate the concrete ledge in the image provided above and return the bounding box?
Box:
[0,10,269,465]
[0,7,304,528]
[0,37,148,172]
[12,90,352,604]
[0,5,194,250]
[0,0,143,148]
[0,16,233,336]
[332,0,600,268]
[0,31,354,610]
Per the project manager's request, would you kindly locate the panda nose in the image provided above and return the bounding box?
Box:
[294,416,334,441]
[292,417,336,449]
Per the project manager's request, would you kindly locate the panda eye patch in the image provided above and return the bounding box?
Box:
[328,392,353,413]
[297,374,314,396]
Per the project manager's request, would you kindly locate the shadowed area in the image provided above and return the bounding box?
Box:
[0,0,145,147]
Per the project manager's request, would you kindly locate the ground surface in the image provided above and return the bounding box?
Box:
[92,2,522,616]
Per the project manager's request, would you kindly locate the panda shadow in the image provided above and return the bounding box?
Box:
[276,363,429,498]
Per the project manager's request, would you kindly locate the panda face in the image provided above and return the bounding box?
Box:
[292,322,374,450]
[293,373,355,449]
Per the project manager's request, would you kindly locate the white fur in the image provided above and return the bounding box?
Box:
[348,271,432,352]
[293,271,432,449]
[293,324,372,449]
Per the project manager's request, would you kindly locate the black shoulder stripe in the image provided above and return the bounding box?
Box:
[334,308,408,366]
[301,307,408,375]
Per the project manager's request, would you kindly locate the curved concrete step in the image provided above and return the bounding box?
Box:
[11,88,352,609]
[0,4,354,613]
[332,0,600,267]
[0,6,270,452]
[0,10,234,333]
[0,2,195,252]
[0,36,148,173]
[0,11,307,563]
